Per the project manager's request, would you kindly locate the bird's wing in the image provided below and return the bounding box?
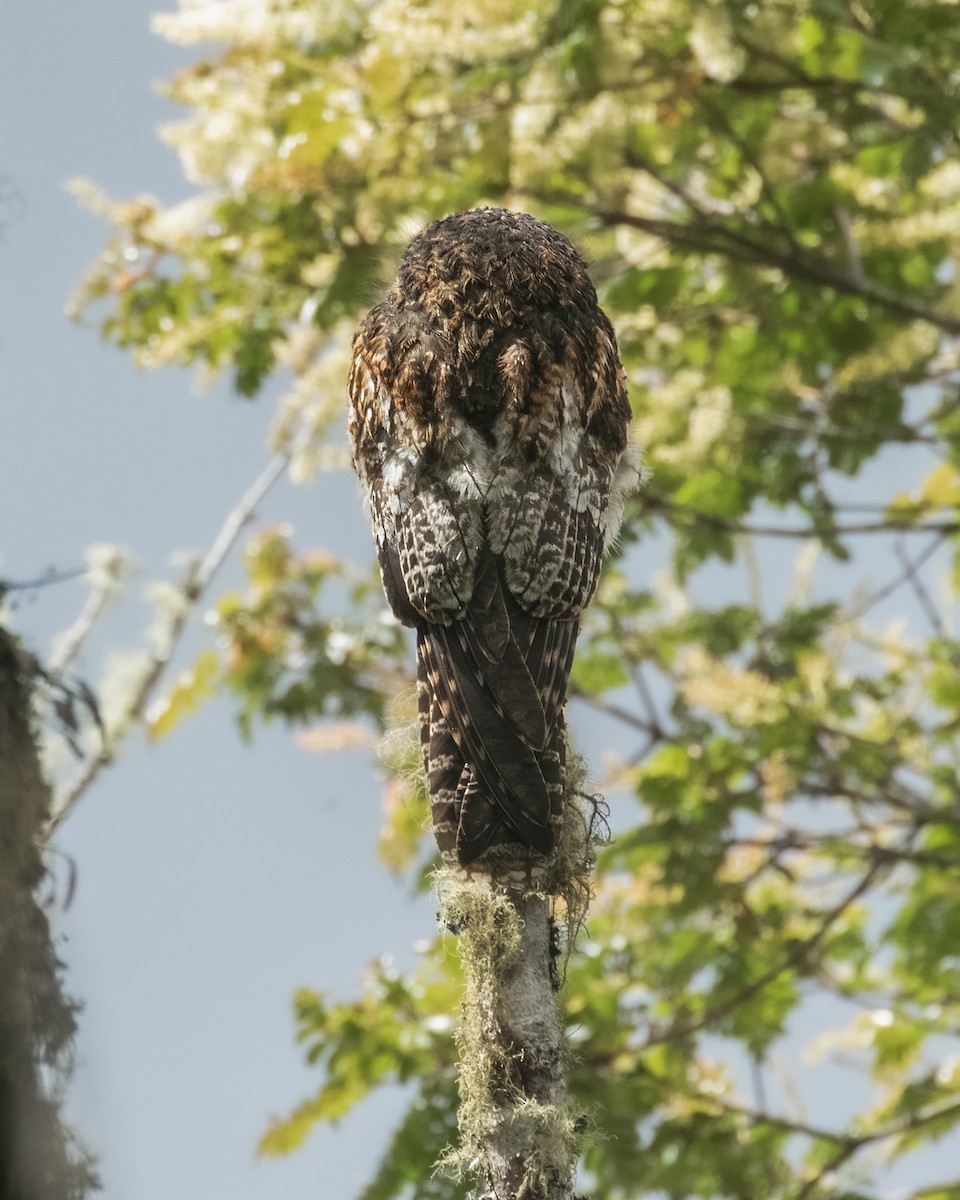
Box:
[349,318,480,627]
[348,313,634,860]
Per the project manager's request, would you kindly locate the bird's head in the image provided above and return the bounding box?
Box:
[393,207,598,329]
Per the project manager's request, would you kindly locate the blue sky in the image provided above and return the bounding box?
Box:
[1,4,435,1196]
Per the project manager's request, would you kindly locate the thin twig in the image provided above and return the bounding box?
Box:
[589,208,960,336]
[629,1048,960,1168]
[605,1056,851,1144]
[46,447,294,837]
[793,1097,960,1200]
[47,582,117,682]
[648,494,960,538]
[629,662,665,737]
[744,410,937,445]
[3,567,87,592]
[702,1096,846,1144]
[723,832,960,870]
[804,776,960,824]
[839,533,947,622]
[896,538,947,638]
[643,859,887,1048]
[568,685,659,736]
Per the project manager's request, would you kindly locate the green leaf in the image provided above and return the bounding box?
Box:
[147,649,220,740]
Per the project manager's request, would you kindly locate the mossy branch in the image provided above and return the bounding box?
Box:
[435,765,602,1200]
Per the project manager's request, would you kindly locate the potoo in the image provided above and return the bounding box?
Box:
[349,208,640,868]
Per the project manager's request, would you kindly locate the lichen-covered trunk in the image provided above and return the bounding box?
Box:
[439,878,580,1200]
[435,761,598,1200]
[483,891,574,1200]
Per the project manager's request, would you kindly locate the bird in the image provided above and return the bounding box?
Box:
[348,207,641,868]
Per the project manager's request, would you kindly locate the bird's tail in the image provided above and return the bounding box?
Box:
[417,631,566,865]
[455,718,567,865]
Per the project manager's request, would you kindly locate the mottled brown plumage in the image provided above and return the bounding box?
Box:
[348,208,641,867]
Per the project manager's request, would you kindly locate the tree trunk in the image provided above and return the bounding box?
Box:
[0,628,96,1199]
[438,787,597,1200]
[483,889,575,1200]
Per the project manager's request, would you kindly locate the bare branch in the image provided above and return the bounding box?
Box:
[590,207,960,336]
[3,567,87,593]
[47,581,118,683]
[840,533,948,622]
[896,538,947,638]
[628,662,665,738]
[46,448,293,837]
[568,684,661,738]
[647,493,960,538]
[793,1097,960,1200]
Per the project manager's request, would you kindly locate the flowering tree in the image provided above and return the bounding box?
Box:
[64,1,960,1197]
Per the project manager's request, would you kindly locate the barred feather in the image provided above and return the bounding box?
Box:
[348,208,641,866]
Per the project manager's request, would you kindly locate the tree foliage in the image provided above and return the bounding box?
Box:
[72,1,960,1196]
